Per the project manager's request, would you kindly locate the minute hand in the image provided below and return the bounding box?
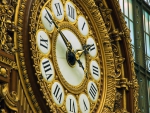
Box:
[45,9,72,50]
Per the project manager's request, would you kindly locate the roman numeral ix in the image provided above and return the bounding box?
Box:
[40,35,48,49]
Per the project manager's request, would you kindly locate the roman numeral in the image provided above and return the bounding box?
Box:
[82,22,86,30]
[44,13,52,27]
[70,99,76,113]
[68,5,75,19]
[42,60,52,80]
[53,85,62,103]
[92,65,99,76]
[40,35,48,49]
[54,3,62,16]
[90,44,95,51]
[83,99,88,111]
[89,83,97,100]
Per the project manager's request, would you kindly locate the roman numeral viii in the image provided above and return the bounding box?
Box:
[42,60,53,80]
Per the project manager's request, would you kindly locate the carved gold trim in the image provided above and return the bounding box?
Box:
[113,0,140,112]
[0,84,18,112]
[77,0,116,112]
[0,55,17,70]
[14,0,41,112]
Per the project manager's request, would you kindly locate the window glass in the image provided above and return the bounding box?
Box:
[124,0,129,16]
[118,0,135,59]
[143,9,150,72]
[129,0,133,20]
[130,21,134,45]
[119,0,123,12]
[125,17,129,27]
[145,12,149,33]
[144,0,150,5]
[148,80,150,110]
[146,34,150,56]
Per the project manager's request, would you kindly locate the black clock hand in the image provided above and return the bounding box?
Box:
[44,15,53,26]
[76,59,88,78]
[45,8,72,50]
[75,44,93,58]
[74,51,87,78]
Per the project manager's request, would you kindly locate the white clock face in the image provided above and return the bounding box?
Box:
[56,29,86,86]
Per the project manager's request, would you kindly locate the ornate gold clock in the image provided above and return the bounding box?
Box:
[28,0,115,112]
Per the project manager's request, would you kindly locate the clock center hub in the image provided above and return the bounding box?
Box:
[66,50,76,67]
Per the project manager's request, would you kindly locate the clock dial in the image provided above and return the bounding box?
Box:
[56,29,85,86]
[29,0,107,112]
[41,7,54,32]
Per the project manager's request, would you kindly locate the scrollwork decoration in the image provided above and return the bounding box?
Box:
[0,0,18,54]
